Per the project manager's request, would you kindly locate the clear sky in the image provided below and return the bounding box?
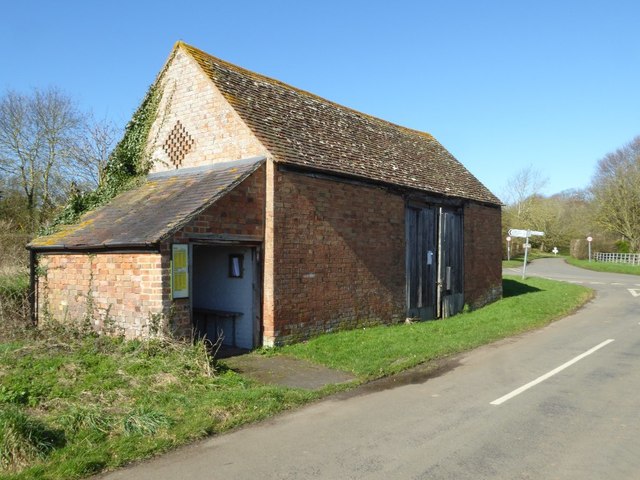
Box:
[2,0,638,200]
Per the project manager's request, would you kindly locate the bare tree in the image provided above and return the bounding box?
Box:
[69,115,119,189]
[0,87,81,226]
[590,136,640,251]
[502,166,549,226]
[501,165,549,249]
[0,87,110,229]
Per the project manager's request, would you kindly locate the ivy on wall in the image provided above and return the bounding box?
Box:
[45,83,163,233]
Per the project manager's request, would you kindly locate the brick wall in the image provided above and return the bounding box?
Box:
[37,252,163,338]
[463,202,503,308]
[264,170,502,346]
[265,169,406,345]
[147,47,268,172]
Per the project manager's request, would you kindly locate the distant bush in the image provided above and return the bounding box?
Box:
[570,236,617,259]
[615,240,631,253]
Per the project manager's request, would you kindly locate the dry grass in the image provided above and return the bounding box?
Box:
[0,272,32,342]
[0,221,30,276]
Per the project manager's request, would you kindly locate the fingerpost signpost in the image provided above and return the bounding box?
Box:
[507,229,545,279]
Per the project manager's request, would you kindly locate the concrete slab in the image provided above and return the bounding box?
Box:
[221,353,356,390]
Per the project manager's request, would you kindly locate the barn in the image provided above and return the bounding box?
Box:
[28,42,502,348]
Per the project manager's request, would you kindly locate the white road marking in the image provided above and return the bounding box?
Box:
[629,289,640,298]
[611,283,623,286]
[490,339,615,406]
[589,282,605,285]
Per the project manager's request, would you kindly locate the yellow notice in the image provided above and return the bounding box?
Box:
[172,244,189,299]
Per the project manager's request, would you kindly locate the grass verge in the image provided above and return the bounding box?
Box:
[0,276,592,479]
[502,259,523,268]
[565,257,640,276]
[0,331,317,479]
[282,276,593,378]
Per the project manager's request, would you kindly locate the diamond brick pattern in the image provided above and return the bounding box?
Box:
[163,120,194,168]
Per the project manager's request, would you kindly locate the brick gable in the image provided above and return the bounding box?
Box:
[147,46,269,173]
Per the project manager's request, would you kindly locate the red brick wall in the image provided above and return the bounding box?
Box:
[265,170,502,345]
[267,169,406,344]
[38,252,163,338]
[172,165,265,238]
[463,202,503,308]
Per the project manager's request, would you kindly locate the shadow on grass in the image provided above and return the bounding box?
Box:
[503,278,542,298]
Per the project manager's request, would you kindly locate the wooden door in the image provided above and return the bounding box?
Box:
[439,208,464,317]
[406,206,438,320]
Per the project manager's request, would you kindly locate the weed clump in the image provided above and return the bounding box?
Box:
[122,406,172,436]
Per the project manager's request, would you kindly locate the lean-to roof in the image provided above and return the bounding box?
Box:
[29,157,264,251]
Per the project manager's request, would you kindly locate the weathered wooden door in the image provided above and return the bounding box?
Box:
[405,206,438,320]
[438,208,464,317]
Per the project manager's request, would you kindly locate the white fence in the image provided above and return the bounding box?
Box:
[594,252,640,265]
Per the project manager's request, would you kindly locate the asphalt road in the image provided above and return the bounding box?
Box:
[99,258,640,479]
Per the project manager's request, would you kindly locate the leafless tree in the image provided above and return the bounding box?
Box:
[502,166,549,225]
[590,136,640,251]
[0,87,85,227]
[70,115,119,189]
[0,87,115,230]
[503,166,547,232]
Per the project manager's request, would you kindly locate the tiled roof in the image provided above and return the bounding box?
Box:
[180,42,501,206]
[29,158,264,250]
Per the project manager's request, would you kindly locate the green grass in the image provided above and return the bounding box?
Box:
[502,259,523,268]
[565,257,640,276]
[0,331,316,479]
[282,276,593,378]
[0,407,63,473]
[0,276,593,479]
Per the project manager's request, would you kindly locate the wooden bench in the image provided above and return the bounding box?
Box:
[193,308,243,347]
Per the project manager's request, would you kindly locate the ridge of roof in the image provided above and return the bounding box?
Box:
[176,41,435,141]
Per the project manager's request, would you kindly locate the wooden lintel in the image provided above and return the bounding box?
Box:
[187,233,263,244]
[406,194,464,209]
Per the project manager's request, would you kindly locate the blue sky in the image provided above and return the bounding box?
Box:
[2,0,638,200]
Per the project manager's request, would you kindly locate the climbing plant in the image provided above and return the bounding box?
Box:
[44,83,163,233]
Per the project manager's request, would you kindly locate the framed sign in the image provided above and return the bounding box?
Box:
[172,244,189,299]
[229,254,244,278]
